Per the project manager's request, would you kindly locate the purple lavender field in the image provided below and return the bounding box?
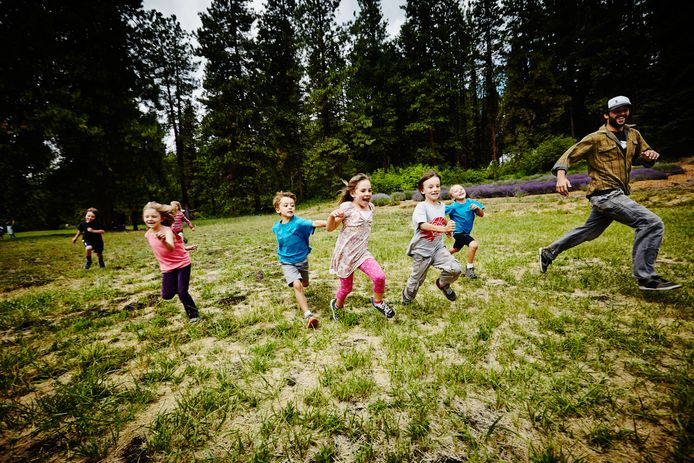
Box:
[408,166,683,201]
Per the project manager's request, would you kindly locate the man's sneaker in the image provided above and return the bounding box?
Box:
[638,276,682,291]
[372,298,395,318]
[465,267,477,279]
[329,299,339,321]
[436,279,456,301]
[538,248,553,273]
[305,313,319,329]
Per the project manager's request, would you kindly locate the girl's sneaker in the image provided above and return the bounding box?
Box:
[371,298,395,318]
[329,299,339,320]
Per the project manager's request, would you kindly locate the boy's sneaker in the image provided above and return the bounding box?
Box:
[98,260,105,268]
[329,298,340,320]
[638,276,682,291]
[401,289,412,305]
[189,317,200,324]
[538,248,553,273]
[372,298,395,318]
[83,260,92,269]
[305,313,319,329]
[465,267,477,279]
[436,279,456,301]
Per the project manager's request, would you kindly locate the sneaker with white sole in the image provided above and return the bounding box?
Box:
[436,279,456,301]
[465,267,477,279]
[329,299,339,321]
[638,276,682,291]
[372,298,395,318]
[538,247,553,273]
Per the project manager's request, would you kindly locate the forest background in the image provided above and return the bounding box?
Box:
[2,0,693,230]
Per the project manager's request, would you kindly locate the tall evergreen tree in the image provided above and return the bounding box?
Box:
[296,0,348,195]
[254,0,306,197]
[0,0,166,228]
[345,0,399,172]
[132,10,198,211]
[196,0,266,214]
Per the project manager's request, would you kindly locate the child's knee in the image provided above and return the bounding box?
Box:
[292,280,305,292]
[372,272,386,288]
[469,241,478,250]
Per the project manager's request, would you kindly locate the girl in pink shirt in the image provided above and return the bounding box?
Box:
[143,201,200,322]
[170,201,195,243]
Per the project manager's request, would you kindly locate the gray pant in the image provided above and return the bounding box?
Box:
[546,189,664,280]
[403,247,462,301]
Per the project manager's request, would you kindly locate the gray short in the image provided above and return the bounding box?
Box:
[280,259,309,286]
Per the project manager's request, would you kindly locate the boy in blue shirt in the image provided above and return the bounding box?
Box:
[272,191,327,328]
[445,185,485,279]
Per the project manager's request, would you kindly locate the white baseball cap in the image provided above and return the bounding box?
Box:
[607,96,632,111]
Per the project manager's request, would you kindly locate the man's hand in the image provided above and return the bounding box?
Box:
[555,170,571,196]
[641,149,659,161]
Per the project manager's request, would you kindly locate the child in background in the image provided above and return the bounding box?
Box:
[327,173,395,320]
[272,191,327,328]
[143,201,201,323]
[71,207,106,269]
[402,170,462,303]
[170,201,195,243]
[446,185,485,279]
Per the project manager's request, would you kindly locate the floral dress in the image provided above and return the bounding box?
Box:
[329,202,374,278]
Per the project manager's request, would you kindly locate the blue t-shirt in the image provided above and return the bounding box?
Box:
[445,199,484,235]
[272,215,316,264]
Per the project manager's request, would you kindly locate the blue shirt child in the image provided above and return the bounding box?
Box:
[272,215,316,263]
[445,199,485,235]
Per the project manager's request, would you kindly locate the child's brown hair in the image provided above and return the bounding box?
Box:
[273,191,297,211]
[336,173,370,204]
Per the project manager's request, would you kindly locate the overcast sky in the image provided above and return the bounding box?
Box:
[141,0,406,38]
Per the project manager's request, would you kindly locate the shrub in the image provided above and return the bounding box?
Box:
[371,193,392,206]
[371,164,437,193]
[518,135,575,175]
[390,192,406,203]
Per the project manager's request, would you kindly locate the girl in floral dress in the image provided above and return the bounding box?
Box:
[327,173,395,320]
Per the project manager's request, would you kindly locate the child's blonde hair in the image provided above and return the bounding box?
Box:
[170,200,184,212]
[143,201,175,226]
[337,173,370,204]
[273,191,297,211]
[450,184,466,197]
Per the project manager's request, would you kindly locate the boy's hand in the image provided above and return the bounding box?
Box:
[444,220,456,233]
[469,204,479,211]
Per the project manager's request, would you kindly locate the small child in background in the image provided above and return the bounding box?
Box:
[445,185,485,279]
[402,170,462,304]
[272,191,327,328]
[327,173,395,320]
[71,207,106,269]
[170,201,195,243]
[143,201,201,323]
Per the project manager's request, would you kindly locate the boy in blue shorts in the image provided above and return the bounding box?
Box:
[272,191,327,328]
[445,185,485,279]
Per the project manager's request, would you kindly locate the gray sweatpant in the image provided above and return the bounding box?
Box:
[545,189,664,280]
[403,247,462,302]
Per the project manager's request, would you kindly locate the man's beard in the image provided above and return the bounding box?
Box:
[608,115,626,129]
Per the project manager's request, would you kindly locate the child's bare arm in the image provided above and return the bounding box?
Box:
[420,220,456,234]
[312,219,327,228]
[185,244,198,251]
[326,209,344,232]
[71,230,81,244]
[470,204,485,218]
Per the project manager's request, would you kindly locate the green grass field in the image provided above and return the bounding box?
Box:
[1,188,692,462]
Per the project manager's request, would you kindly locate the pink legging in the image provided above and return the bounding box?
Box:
[335,258,386,301]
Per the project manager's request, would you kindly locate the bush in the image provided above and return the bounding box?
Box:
[371,193,392,206]
[518,135,575,175]
[371,164,437,194]
[390,192,406,203]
